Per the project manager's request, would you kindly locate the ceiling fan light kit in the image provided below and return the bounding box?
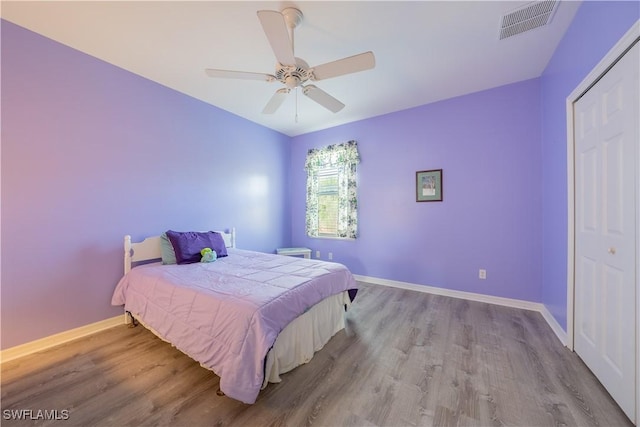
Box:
[204,7,375,117]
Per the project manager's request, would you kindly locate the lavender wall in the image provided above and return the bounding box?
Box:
[291,79,542,302]
[540,2,639,330]
[1,21,291,349]
[4,2,636,351]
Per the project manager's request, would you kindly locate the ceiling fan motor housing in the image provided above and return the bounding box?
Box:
[276,57,312,88]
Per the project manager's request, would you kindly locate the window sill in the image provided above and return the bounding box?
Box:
[309,235,356,241]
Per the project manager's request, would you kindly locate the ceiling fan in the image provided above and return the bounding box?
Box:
[205,7,375,115]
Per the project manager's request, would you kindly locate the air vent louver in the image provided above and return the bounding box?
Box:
[499,0,558,40]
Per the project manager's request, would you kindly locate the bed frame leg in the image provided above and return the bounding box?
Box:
[125,311,139,328]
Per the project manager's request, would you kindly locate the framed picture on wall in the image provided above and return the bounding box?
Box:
[416,169,443,202]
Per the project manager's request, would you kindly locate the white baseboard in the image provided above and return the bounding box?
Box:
[354,274,568,346]
[539,305,568,346]
[0,315,124,363]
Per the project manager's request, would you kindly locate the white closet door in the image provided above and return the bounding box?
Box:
[574,41,638,422]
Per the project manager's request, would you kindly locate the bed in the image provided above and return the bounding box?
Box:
[111,228,357,404]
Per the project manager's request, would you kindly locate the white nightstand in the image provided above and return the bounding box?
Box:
[276,247,312,259]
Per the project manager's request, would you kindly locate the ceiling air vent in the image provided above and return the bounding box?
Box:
[499,0,559,40]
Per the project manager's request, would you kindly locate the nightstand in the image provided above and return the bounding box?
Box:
[276,247,312,259]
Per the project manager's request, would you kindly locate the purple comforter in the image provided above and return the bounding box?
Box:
[111,248,357,404]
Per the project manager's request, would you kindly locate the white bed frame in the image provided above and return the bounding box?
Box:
[123,228,236,274]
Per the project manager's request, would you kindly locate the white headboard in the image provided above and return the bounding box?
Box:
[123,228,236,274]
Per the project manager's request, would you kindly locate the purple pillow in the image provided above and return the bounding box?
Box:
[165,230,228,264]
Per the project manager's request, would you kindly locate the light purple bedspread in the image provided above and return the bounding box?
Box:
[111,248,357,404]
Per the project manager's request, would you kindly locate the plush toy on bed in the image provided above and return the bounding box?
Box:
[200,247,217,263]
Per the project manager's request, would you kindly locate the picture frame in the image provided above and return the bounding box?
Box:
[416,169,443,202]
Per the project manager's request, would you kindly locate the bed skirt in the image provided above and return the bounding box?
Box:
[263,290,352,387]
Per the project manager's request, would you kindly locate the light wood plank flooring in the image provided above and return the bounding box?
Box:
[1,283,633,426]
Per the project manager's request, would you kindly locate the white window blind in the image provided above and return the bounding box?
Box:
[317,168,339,236]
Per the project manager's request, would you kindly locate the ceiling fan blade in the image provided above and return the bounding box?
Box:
[302,85,345,113]
[262,88,290,114]
[257,10,296,66]
[311,51,375,81]
[205,68,275,82]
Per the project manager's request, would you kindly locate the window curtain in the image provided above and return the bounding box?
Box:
[305,140,360,238]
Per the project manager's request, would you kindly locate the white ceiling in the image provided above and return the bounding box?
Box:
[1,1,581,137]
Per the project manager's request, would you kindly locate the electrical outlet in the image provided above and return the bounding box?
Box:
[328,252,333,260]
[315,250,320,259]
[479,269,487,279]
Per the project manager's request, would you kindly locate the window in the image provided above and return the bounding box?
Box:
[305,141,359,239]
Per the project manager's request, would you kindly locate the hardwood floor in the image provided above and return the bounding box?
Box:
[1,283,633,426]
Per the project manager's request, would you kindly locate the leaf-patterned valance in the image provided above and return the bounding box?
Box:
[305,140,360,171]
